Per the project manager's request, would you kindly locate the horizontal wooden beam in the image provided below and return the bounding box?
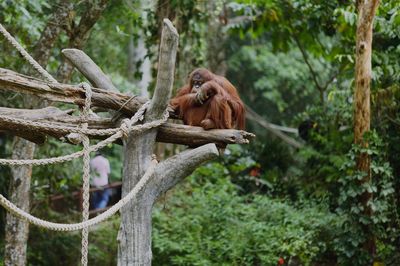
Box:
[0,67,147,116]
[0,107,255,147]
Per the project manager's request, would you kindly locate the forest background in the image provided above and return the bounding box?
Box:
[0,0,399,265]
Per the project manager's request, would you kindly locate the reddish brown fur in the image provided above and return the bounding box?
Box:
[170,68,245,130]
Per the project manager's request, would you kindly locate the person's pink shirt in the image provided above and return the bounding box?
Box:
[90,155,110,187]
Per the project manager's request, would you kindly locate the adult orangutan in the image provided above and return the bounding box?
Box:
[170,68,245,130]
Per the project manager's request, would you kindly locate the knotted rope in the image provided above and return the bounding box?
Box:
[0,102,168,166]
[0,23,170,266]
[0,159,157,231]
[80,83,91,266]
[0,84,168,265]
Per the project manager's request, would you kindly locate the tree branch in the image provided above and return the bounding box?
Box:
[61,48,118,92]
[32,0,74,67]
[245,104,303,148]
[148,19,179,121]
[57,0,110,82]
[0,107,254,147]
[0,67,146,116]
[292,33,323,92]
[151,143,219,198]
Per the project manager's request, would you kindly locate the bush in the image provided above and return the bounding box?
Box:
[152,172,341,266]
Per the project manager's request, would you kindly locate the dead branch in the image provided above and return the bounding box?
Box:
[0,107,255,147]
[62,48,118,92]
[0,67,147,116]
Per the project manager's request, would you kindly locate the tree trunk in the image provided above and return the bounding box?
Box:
[118,131,157,266]
[117,19,178,266]
[206,1,227,75]
[127,5,152,99]
[4,138,35,266]
[133,35,152,98]
[50,27,226,265]
[354,0,380,259]
[4,2,73,265]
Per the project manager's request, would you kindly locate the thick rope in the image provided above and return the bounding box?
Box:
[0,159,157,231]
[0,115,120,136]
[0,24,170,264]
[80,83,92,266]
[0,23,58,83]
[0,94,168,231]
[0,102,169,166]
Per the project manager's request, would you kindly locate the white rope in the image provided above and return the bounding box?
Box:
[0,24,170,263]
[0,96,168,230]
[80,83,92,266]
[0,159,157,231]
[0,102,169,166]
[0,115,120,136]
[0,23,58,83]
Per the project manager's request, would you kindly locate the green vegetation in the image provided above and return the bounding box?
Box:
[1,0,400,265]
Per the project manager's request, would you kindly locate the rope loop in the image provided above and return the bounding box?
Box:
[80,82,92,120]
[120,119,131,138]
[0,23,172,235]
[0,23,170,266]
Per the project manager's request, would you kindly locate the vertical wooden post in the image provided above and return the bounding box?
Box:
[117,19,179,266]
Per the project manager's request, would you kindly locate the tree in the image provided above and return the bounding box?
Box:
[0,17,253,264]
[354,0,380,259]
[4,2,74,264]
[3,1,109,264]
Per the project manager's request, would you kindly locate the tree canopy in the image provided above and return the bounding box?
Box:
[0,0,400,265]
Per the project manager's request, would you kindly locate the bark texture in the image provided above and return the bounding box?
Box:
[4,138,35,266]
[4,2,73,264]
[354,0,380,258]
[62,49,118,92]
[0,67,147,116]
[0,107,254,147]
[118,19,179,266]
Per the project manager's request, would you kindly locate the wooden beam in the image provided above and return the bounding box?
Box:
[0,67,147,116]
[0,107,255,147]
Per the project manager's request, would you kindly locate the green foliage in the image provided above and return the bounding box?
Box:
[27,227,81,265]
[228,44,322,123]
[24,212,120,266]
[335,131,399,265]
[152,164,341,266]
[0,0,49,72]
[88,217,119,265]
[1,0,400,264]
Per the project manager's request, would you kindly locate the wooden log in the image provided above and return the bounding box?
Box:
[62,49,118,92]
[156,123,254,147]
[0,106,75,144]
[0,107,255,146]
[0,67,147,116]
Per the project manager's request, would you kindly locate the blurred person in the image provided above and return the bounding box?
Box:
[90,151,111,209]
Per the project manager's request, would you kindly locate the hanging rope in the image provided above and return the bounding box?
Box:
[0,23,58,83]
[0,102,169,166]
[80,83,92,266]
[0,84,167,265]
[0,159,157,231]
[0,97,166,231]
[0,24,170,266]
